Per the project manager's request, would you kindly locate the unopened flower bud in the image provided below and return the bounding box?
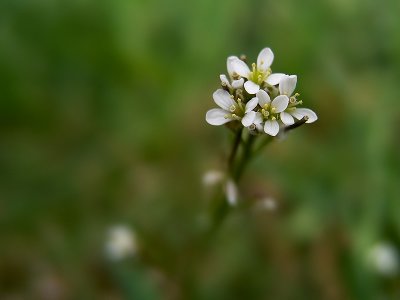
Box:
[232,72,240,80]
[225,179,238,206]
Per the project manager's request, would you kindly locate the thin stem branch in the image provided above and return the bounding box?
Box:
[252,135,272,156]
[284,116,308,132]
[228,128,243,173]
[233,133,255,181]
[208,128,242,233]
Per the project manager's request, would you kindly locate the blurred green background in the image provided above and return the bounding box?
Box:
[1,0,400,299]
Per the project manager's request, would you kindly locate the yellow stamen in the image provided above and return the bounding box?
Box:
[237,99,244,111]
[232,114,240,120]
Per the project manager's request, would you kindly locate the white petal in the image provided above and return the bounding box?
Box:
[225,179,238,206]
[290,109,302,120]
[291,108,318,123]
[241,111,256,127]
[219,74,231,88]
[264,120,279,136]
[256,123,263,132]
[256,90,271,107]
[265,73,286,85]
[231,78,244,89]
[206,108,231,125]
[280,112,295,125]
[231,58,251,78]
[213,89,236,110]
[227,56,239,77]
[279,75,297,96]
[244,81,260,94]
[271,95,289,113]
[257,47,274,72]
[245,97,258,113]
[254,112,263,124]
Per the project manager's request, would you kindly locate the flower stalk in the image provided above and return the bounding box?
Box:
[233,132,255,181]
[228,128,243,173]
[205,46,318,231]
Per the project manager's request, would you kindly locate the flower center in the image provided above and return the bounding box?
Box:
[224,99,246,120]
[261,103,278,121]
[248,63,271,85]
[288,93,302,108]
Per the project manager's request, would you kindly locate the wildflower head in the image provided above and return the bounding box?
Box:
[206,47,317,137]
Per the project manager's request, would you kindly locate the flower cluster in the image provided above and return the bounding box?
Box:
[206,47,317,136]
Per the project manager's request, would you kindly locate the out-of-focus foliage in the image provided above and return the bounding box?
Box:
[1,0,400,298]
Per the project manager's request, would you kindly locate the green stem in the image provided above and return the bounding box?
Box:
[228,128,243,173]
[252,135,273,156]
[284,116,308,132]
[209,130,272,233]
[233,133,255,181]
[208,128,243,232]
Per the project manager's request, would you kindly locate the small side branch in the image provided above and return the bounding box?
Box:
[284,116,309,132]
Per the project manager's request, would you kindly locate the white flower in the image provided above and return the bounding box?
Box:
[105,225,136,261]
[279,75,318,125]
[241,97,259,127]
[205,89,259,127]
[225,179,238,206]
[368,242,399,277]
[230,48,286,94]
[206,89,239,125]
[220,74,244,90]
[227,56,239,78]
[206,48,318,135]
[257,90,289,136]
[220,56,246,89]
[248,112,264,133]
